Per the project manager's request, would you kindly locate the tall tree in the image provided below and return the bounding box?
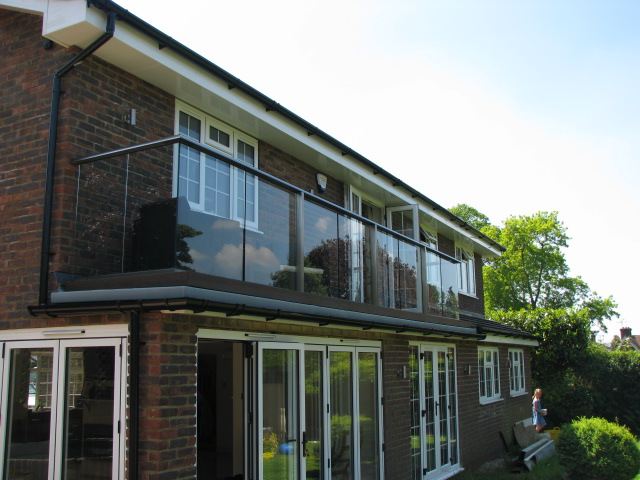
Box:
[449,203,491,231]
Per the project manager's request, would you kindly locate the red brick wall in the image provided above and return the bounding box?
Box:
[381,337,412,479]
[0,10,70,328]
[259,140,345,206]
[138,312,198,479]
[456,342,533,468]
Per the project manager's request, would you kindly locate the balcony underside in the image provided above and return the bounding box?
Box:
[51,269,484,338]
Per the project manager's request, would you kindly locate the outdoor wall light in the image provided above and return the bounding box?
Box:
[463,364,472,375]
[316,173,328,193]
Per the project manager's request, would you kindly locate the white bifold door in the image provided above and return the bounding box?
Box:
[257,343,383,480]
[409,345,460,480]
[0,338,126,480]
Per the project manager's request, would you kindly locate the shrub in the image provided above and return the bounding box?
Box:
[557,417,640,480]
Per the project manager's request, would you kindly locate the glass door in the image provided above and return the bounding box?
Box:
[328,347,354,480]
[55,338,124,480]
[0,340,59,480]
[258,343,305,480]
[409,345,459,480]
[0,338,125,480]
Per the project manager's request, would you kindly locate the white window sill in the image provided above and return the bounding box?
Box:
[510,390,528,398]
[479,396,503,406]
[438,466,464,480]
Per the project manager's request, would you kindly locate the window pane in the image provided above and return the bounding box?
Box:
[305,351,323,480]
[409,347,421,480]
[179,111,201,140]
[358,352,380,480]
[4,348,54,480]
[237,140,255,166]
[330,351,353,480]
[262,349,298,480]
[62,346,116,480]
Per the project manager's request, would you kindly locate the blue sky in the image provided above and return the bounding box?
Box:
[117,0,640,340]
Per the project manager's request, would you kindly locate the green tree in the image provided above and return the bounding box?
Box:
[449,203,491,231]
[480,211,617,330]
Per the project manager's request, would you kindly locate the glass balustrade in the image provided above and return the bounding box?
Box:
[68,139,460,318]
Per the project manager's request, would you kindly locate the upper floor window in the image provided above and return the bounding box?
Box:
[478,347,501,404]
[176,104,258,229]
[508,349,526,396]
[456,246,476,296]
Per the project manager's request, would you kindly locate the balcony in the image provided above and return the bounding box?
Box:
[63,136,460,318]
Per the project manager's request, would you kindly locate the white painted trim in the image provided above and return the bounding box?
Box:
[508,348,527,397]
[479,397,504,406]
[478,346,501,404]
[481,335,538,347]
[197,328,381,348]
[0,324,128,341]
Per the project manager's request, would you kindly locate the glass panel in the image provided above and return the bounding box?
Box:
[425,250,442,314]
[304,201,349,298]
[519,352,525,391]
[447,348,458,465]
[4,348,54,480]
[62,346,116,480]
[438,351,448,467]
[440,257,459,316]
[330,351,353,480]
[394,239,419,310]
[409,346,421,480]
[376,230,394,308]
[179,111,201,140]
[262,349,299,480]
[377,231,418,310]
[345,217,365,303]
[244,180,297,290]
[390,209,414,238]
[358,352,379,480]
[424,350,436,473]
[176,192,243,280]
[304,351,323,480]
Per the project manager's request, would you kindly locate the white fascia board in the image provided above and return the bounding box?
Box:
[0,0,45,14]
[0,324,128,340]
[40,2,500,256]
[480,334,539,347]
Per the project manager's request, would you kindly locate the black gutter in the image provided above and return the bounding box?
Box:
[128,310,140,480]
[38,12,117,305]
[28,298,487,340]
[85,0,504,254]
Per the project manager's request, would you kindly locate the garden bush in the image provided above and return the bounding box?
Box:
[557,417,640,480]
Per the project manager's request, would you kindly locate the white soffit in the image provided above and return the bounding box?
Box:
[0,0,45,15]
[40,1,501,257]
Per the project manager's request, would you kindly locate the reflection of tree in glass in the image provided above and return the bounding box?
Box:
[304,238,350,298]
[175,224,202,269]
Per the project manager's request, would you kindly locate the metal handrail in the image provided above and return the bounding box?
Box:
[72,134,459,264]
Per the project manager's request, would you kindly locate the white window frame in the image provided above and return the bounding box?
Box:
[0,332,127,480]
[455,246,476,297]
[174,101,259,230]
[478,347,501,404]
[508,349,526,396]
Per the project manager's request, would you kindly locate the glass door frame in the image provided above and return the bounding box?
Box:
[0,340,61,480]
[197,329,385,480]
[54,337,126,480]
[0,334,127,480]
[327,345,385,480]
[411,342,460,480]
[257,341,306,480]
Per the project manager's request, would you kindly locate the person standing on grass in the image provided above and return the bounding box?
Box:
[532,388,547,432]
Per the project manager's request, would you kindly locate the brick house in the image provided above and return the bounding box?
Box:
[0,1,538,479]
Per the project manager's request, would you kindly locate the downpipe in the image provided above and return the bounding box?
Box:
[38,12,116,305]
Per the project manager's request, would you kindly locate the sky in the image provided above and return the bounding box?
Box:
[116,0,640,341]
